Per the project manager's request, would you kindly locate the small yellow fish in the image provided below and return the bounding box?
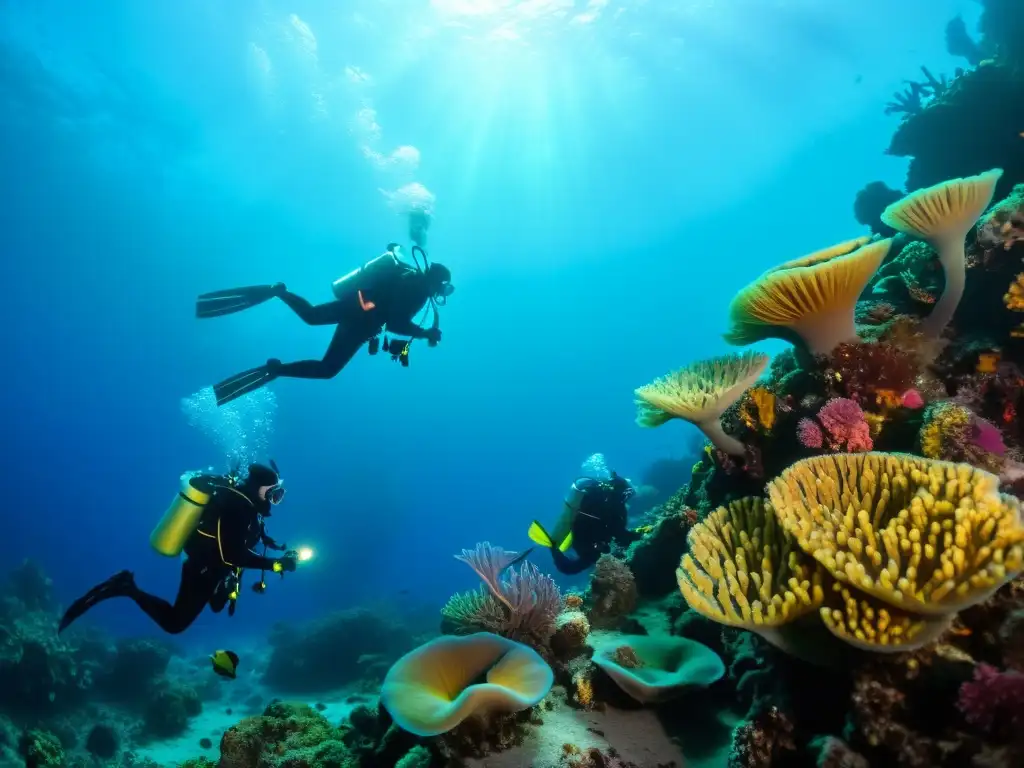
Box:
[210,649,239,679]
[977,351,1001,374]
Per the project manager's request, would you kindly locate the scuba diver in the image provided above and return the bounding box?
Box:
[197,244,454,407]
[59,462,298,635]
[527,472,641,575]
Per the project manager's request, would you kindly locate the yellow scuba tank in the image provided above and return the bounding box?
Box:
[535,479,591,552]
[331,247,403,307]
[150,474,214,557]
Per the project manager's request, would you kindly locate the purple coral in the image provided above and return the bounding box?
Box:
[797,418,824,449]
[817,397,873,452]
[957,663,1024,732]
[452,542,562,646]
[971,417,1006,457]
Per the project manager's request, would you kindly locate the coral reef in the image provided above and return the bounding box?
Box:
[585,555,638,630]
[264,607,414,692]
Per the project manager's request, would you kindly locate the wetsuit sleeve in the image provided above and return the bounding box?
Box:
[259,522,286,551]
[213,499,279,570]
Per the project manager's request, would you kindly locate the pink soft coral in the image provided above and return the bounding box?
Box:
[817,397,873,452]
[957,663,1024,732]
[797,418,824,449]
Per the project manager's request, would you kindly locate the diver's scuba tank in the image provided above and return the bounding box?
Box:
[331,244,403,307]
[564,478,592,517]
[149,474,214,557]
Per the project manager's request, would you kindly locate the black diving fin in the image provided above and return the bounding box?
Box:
[213,362,279,407]
[196,284,282,319]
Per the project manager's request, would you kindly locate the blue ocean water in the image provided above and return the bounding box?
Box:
[1,0,977,651]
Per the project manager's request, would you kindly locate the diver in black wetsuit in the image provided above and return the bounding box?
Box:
[58,464,297,635]
[197,244,454,407]
[528,473,641,575]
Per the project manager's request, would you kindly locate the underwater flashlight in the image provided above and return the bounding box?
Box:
[297,547,315,562]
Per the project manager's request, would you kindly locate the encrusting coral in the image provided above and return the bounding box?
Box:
[635,351,770,456]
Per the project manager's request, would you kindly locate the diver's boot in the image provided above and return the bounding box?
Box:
[58,570,137,634]
[213,359,282,407]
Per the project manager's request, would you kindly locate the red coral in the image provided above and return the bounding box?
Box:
[817,398,873,452]
[957,663,1024,732]
[827,342,919,406]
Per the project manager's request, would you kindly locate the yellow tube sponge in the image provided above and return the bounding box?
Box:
[635,352,769,456]
[677,497,826,628]
[766,453,1024,616]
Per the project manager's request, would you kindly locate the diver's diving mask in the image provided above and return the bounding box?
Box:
[264,482,286,506]
[434,282,454,305]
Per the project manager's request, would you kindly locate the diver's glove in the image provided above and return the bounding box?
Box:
[424,327,441,346]
[272,550,299,573]
[271,282,287,297]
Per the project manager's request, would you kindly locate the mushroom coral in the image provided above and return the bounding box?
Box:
[380,633,553,737]
[724,237,891,355]
[766,453,1024,617]
[676,497,825,629]
[881,169,1003,338]
[592,634,724,704]
[634,351,770,456]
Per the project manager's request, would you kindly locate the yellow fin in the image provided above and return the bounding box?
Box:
[558,532,573,552]
[528,521,553,547]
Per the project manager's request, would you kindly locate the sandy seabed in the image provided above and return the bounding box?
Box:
[465,698,737,768]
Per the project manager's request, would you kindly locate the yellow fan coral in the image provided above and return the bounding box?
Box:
[882,169,1003,338]
[724,237,890,355]
[635,352,769,456]
[766,453,1024,616]
[677,497,826,628]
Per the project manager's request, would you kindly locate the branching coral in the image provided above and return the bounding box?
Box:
[813,398,874,452]
[634,352,769,456]
[882,169,1004,338]
[445,543,562,649]
[724,237,891,355]
[957,663,1024,732]
[796,418,824,449]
